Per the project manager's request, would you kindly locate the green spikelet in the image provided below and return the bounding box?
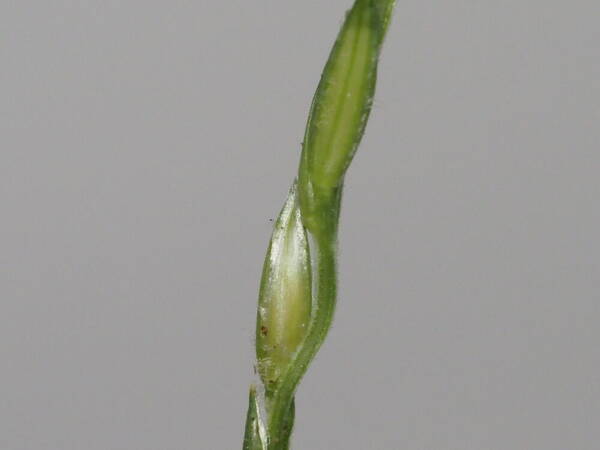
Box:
[255,183,312,394]
[243,1,395,448]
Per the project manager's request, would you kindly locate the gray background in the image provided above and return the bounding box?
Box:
[1,1,599,449]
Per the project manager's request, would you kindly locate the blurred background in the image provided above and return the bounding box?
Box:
[1,1,599,448]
